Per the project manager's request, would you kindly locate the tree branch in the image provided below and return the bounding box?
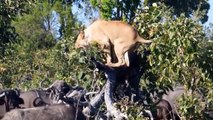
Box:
[83,86,105,118]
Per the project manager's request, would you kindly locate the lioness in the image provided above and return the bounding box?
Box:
[75,20,152,67]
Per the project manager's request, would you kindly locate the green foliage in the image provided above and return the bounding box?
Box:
[126,103,145,120]
[200,24,213,80]
[90,0,141,22]
[178,92,205,119]
[134,3,213,119]
[12,1,59,50]
[30,36,105,90]
[90,0,116,19]
[0,35,105,91]
[0,0,81,89]
[114,0,141,22]
[90,0,210,23]
[0,0,35,57]
[144,0,210,23]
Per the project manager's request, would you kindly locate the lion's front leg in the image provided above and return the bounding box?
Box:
[106,53,112,65]
[102,46,113,65]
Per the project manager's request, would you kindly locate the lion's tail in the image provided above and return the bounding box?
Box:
[137,35,152,44]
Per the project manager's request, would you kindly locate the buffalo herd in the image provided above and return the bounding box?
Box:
[0,80,212,120]
[0,80,87,120]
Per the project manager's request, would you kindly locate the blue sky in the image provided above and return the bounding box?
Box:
[205,0,213,25]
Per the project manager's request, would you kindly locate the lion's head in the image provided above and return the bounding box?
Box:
[75,31,88,48]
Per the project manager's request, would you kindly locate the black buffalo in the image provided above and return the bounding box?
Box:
[0,89,24,118]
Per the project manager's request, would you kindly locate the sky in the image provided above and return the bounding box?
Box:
[205,0,213,26]
[72,2,99,26]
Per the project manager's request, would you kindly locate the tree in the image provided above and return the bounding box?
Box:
[134,4,213,119]
[144,0,210,23]
[199,24,213,81]
[89,0,210,24]
[0,0,35,57]
[0,0,81,89]
[90,0,141,22]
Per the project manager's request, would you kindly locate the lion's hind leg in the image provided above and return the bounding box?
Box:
[106,42,129,67]
[124,52,130,67]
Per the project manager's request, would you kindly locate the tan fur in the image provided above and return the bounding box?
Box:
[75,20,152,67]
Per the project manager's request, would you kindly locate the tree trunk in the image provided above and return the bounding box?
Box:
[83,52,144,119]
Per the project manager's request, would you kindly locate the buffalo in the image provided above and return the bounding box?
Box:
[1,104,86,120]
[2,89,88,120]
[0,89,24,118]
[20,80,72,108]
